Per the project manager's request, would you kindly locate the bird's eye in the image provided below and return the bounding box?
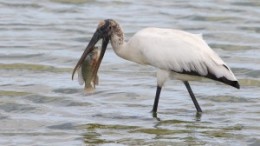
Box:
[109,26,112,30]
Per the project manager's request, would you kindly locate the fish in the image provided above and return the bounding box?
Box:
[76,47,101,93]
[72,37,108,93]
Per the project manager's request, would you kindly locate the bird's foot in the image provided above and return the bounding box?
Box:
[150,110,160,121]
[195,111,202,121]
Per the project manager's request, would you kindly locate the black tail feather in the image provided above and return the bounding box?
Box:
[217,76,240,89]
[174,70,240,89]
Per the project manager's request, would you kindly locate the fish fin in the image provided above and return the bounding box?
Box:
[84,81,95,93]
[77,67,84,85]
[94,75,99,85]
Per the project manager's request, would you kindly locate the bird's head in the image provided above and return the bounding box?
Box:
[97,19,120,39]
[72,19,118,80]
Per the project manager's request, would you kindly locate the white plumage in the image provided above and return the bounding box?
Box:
[73,19,240,113]
[114,27,237,87]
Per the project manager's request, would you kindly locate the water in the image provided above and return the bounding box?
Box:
[0,0,260,145]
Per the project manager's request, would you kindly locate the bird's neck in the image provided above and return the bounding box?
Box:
[110,26,145,64]
[110,30,129,61]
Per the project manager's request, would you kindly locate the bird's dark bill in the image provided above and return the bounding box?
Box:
[91,38,109,80]
[72,31,100,80]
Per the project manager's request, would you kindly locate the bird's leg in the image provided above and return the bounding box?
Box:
[183,81,202,113]
[152,86,162,113]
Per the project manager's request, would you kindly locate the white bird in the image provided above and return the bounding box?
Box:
[72,19,240,113]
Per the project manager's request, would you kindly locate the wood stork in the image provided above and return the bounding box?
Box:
[72,19,240,113]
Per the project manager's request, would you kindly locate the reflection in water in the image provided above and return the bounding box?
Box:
[80,114,217,145]
[81,111,242,145]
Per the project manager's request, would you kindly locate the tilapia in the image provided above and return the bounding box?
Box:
[77,47,101,93]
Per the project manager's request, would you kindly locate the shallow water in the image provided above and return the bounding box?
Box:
[0,0,260,145]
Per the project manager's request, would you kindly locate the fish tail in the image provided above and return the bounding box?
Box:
[84,82,95,93]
